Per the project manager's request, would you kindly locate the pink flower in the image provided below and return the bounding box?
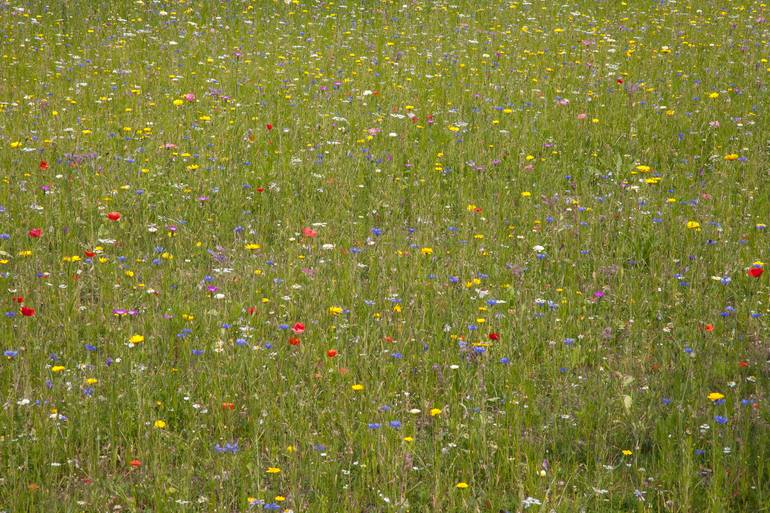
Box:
[292,322,305,334]
[302,227,318,238]
[577,113,588,120]
[183,93,196,102]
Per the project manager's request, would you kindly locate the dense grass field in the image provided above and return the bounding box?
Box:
[2,0,770,511]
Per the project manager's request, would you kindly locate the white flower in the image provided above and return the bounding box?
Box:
[523,496,542,509]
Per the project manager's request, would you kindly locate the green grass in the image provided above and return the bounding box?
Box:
[1,0,770,511]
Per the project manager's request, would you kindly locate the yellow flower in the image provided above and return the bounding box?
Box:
[173,99,184,106]
[708,92,719,99]
[51,365,65,373]
[130,334,145,344]
[622,449,633,456]
[635,165,651,173]
[724,153,739,161]
[85,378,98,385]
[266,467,281,474]
[403,436,414,442]
[9,141,22,149]
[455,482,469,489]
[520,191,531,197]
[351,384,364,391]
[686,221,700,230]
[275,496,285,502]
[154,420,167,429]
[244,243,261,250]
[430,408,442,416]
[420,247,433,255]
[328,306,343,315]
[708,392,725,401]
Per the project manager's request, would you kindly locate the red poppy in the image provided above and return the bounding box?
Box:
[326,349,337,358]
[488,332,500,341]
[256,187,265,193]
[39,160,49,170]
[21,306,35,317]
[705,323,714,332]
[292,322,305,334]
[266,123,273,130]
[222,402,235,410]
[288,337,301,346]
[384,336,394,343]
[748,267,764,278]
[616,78,624,85]
[129,459,142,468]
[84,250,95,258]
[246,306,256,315]
[28,228,42,238]
[302,227,318,238]
[106,212,121,221]
[739,361,749,368]
[12,296,23,304]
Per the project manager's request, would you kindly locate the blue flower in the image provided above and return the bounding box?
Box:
[4,350,18,358]
[214,441,239,454]
[715,415,728,425]
[389,420,402,428]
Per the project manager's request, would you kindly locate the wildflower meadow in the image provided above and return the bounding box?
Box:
[2,0,770,511]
